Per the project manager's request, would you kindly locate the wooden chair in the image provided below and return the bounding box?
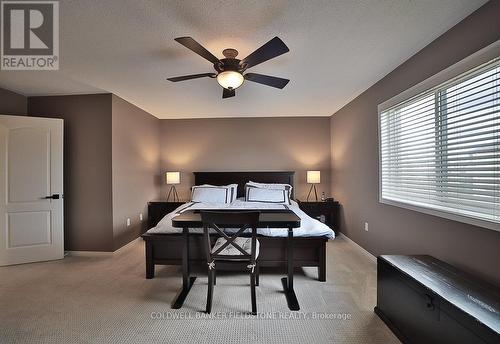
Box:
[201,211,260,315]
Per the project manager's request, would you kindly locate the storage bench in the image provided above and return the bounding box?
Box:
[375,255,500,344]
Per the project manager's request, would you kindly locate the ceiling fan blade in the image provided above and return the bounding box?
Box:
[240,37,289,69]
[174,37,220,64]
[222,88,235,98]
[167,73,216,82]
[244,73,289,89]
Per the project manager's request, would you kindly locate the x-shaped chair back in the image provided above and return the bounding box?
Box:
[201,211,260,263]
[201,211,261,315]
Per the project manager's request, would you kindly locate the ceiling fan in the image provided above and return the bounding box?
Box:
[167,36,290,98]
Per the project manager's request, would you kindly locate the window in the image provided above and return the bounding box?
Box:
[379,47,500,231]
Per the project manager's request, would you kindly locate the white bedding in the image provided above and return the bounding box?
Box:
[147,199,335,239]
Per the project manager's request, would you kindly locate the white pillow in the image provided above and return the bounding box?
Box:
[199,184,238,200]
[246,181,292,190]
[245,185,290,204]
[191,184,238,203]
[246,181,292,201]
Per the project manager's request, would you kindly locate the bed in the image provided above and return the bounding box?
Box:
[142,171,335,281]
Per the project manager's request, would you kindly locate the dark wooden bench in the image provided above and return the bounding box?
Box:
[375,255,500,344]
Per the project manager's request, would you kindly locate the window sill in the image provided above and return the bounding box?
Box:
[379,197,500,232]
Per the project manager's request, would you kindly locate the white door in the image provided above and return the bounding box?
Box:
[0,115,64,265]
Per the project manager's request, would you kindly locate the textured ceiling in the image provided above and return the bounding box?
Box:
[0,0,487,118]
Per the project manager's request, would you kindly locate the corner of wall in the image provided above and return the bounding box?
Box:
[110,95,161,251]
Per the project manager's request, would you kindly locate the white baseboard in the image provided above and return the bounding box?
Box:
[339,233,376,263]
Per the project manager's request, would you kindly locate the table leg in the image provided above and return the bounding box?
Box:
[281,227,300,311]
[172,227,196,309]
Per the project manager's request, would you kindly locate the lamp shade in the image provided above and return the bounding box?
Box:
[165,172,180,185]
[307,171,321,184]
[216,71,244,89]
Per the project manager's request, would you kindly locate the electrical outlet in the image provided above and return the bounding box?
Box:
[126,218,131,227]
[139,213,143,221]
[364,222,369,232]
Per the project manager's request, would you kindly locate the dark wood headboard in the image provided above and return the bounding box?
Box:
[193,171,295,199]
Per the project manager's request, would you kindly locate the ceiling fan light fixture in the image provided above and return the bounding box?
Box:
[168,36,290,98]
[216,71,244,90]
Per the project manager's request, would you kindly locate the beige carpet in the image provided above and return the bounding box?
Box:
[0,236,399,344]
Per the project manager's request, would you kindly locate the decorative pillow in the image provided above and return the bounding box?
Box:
[246,181,292,192]
[200,184,238,202]
[246,181,292,202]
[191,184,238,203]
[245,185,291,204]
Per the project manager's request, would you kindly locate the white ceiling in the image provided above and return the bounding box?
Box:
[0,0,487,119]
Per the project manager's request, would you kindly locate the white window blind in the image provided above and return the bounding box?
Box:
[379,56,500,230]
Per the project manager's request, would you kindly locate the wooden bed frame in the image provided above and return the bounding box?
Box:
[142,171,328,281]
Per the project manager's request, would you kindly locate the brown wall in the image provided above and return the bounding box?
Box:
[27,94,161,251]
[330,1,500,286]
[0,87,27,115]
[111,95,160,250]
[28,94,115,251]
[160,117,331,201]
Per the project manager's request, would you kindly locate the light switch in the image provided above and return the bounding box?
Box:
[364,222,369,232]
[139,213,143,221]
[126,218,131,227]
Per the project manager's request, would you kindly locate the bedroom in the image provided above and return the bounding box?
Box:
[0,1,499,343]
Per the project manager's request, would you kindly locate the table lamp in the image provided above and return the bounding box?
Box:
[306,170,320,201]
[165,171,180,202]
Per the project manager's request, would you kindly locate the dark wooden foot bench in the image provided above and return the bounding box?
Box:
[143,233,327,281]
[375,255,500,344]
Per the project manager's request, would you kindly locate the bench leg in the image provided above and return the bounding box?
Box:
[145,240,154,279]
[318,241,326,282]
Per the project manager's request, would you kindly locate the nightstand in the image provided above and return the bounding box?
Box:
[147,201,185,230]
[297,200,340,234]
